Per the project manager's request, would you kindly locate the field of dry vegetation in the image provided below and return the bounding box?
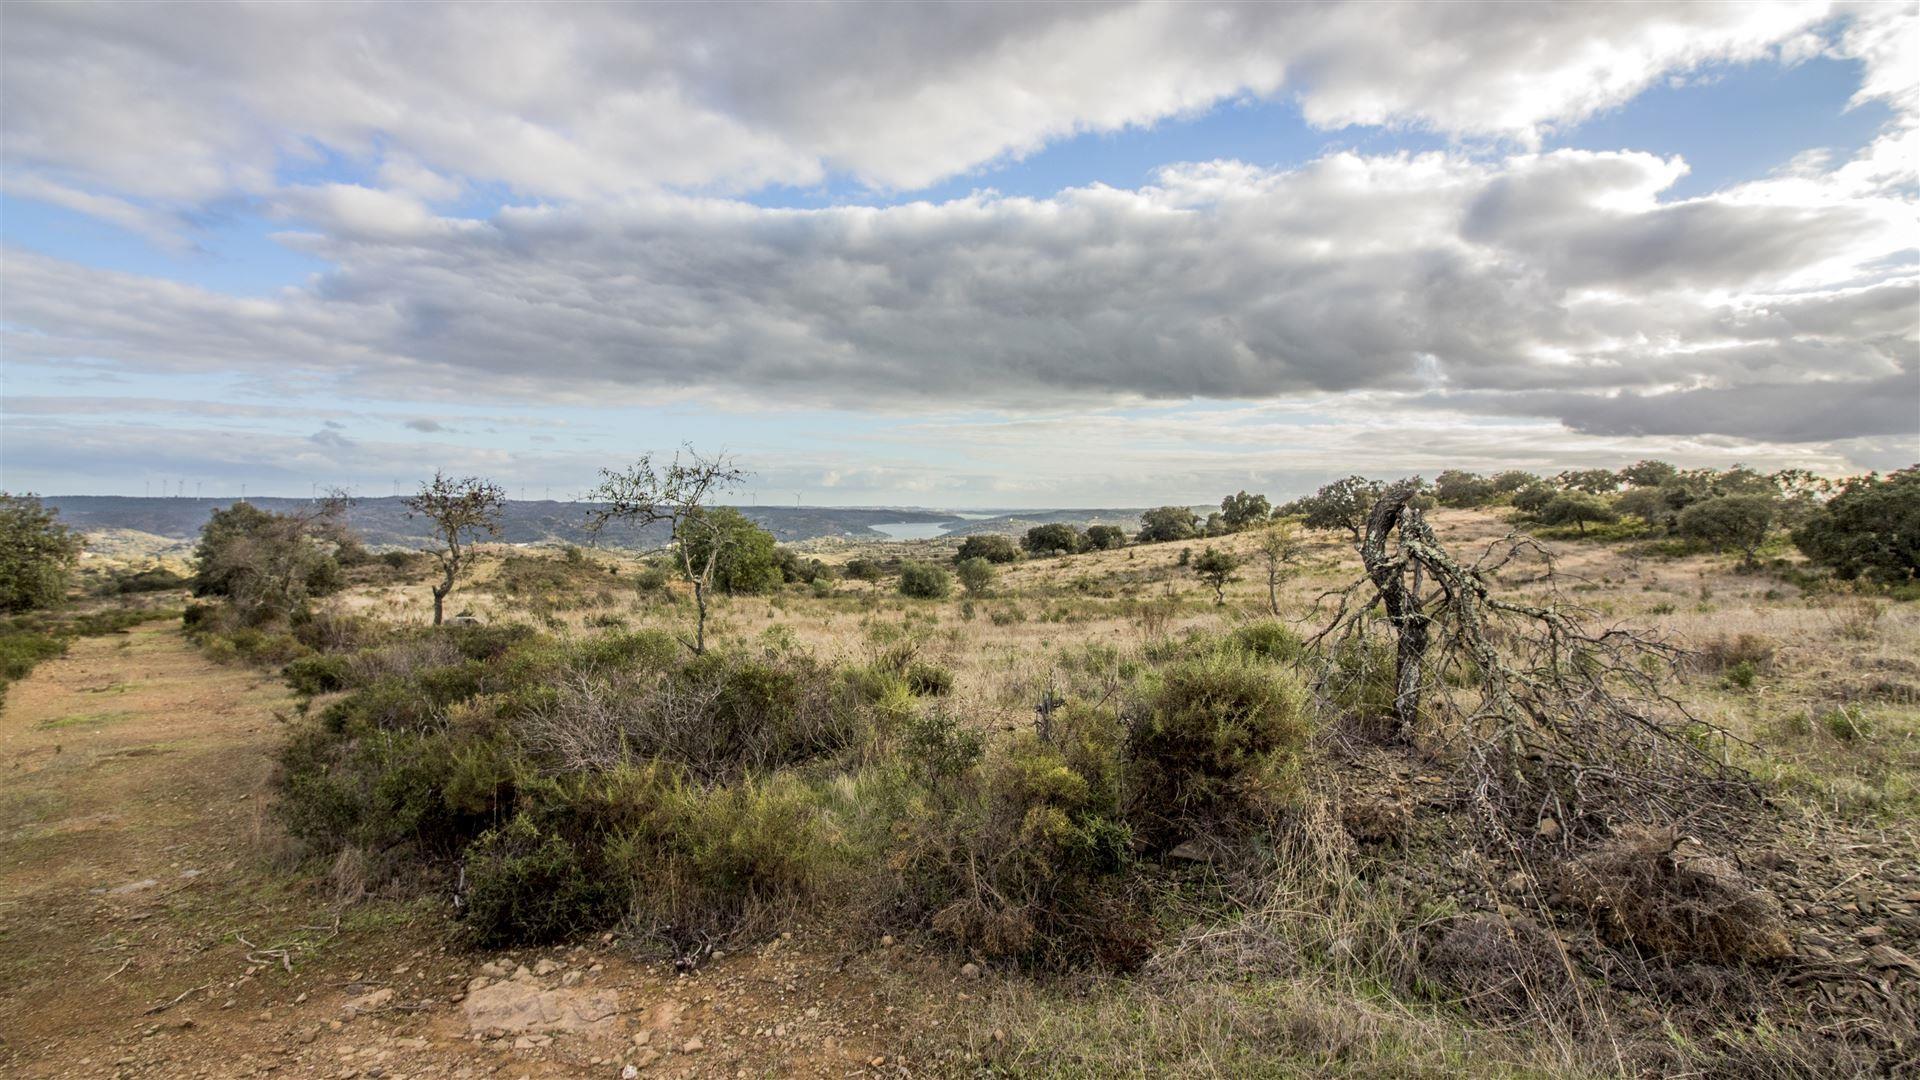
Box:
[3,502,1917,1078]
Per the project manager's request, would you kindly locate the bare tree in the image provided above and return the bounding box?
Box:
[1254,520,1304,617]
[1310,481,1750,845]
[405,472,507,626]
[585,447,746,655]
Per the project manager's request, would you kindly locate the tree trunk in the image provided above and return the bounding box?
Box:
[691,580,707,654]
[1361,486,1431,740]
[431,583,447,626]
[1266,566,1280,616]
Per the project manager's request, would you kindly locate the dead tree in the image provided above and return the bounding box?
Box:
[1311,481,1752,844]
[405,472,507,626]
[585,447,746,656]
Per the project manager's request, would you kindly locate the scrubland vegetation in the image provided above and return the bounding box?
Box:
[4,460,1918,1076]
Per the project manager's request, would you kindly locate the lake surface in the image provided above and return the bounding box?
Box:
[870,521,952,540]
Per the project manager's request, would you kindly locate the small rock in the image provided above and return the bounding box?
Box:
[1536,817,1561,840]
[960,962,980,979]
[344,988,394,1015]
[559,971,583,988]
[621,1067,639,1080]
[533,959,562,977]
[879,935,895,948]
[681,1036,704,1053]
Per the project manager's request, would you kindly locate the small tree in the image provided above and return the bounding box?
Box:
[406,472,507,626]
[1192,546,1239,605]
[1084,524,1127,550]
[955,534,1020,564]
[899,561,952,599]
[955,556,994,597]
[1137,506,1200,544]
[1793,466,1919,581]
[678,507,781,594]
[1253,520,1304,617]
[1288,476,1381,542]
[1678,495,1776,567]
[192,500,348,624]
[1537,492,1618,534]
[586,448,746,654]
[1433,470,1495,508]
[1556,468,1619,495]
[0,493,82,613]
[1024,522,1084,556]
[1219,491,1271,531]
[1618,459,1678,488]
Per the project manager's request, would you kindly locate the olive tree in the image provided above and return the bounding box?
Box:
[586,448,746,654]
[406,472,507,626]
[1537,492,1618,534]
[1136,505,1201,544]
[0,493,82,613]
[1219,490,1271,531]
[677,507,781,594]
[1793,465,1919,581]
[1288,476,1382,542]
[1024,523,1083,556]
[955,534,1020,564]
[1678,495,1776,567]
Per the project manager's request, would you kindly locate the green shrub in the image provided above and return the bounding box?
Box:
[1230,621,1302,663]
[103,565,189,595]
[891,707,1145,968]
[0,493,82,613]
[1128,651,1310,845]
[898,562,952,599]
[955,534,1020,564]
[463,813,625,946]
[955,556,995,597]
[285,653,354,696]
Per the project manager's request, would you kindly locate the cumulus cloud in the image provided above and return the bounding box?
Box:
[0,1,1864,212]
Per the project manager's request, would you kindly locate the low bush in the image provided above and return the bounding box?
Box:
[889,705,1147,968]
[1127,651,1311,846]
[898,562,951,599]
[1230,621,1303,663]
[285,653,354,696]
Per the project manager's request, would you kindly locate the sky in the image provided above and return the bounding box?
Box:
[1,2,1916,507]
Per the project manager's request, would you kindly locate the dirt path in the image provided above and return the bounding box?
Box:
[0,621,961,1079]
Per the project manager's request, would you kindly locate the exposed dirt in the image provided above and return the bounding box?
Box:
[0,620,967,1079]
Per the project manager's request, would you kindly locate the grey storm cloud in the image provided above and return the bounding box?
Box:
[4,149,1914,446]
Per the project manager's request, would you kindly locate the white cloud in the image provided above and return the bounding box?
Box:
[0,1,1877,217]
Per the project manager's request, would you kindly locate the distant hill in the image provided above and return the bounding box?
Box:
[39,496,1158,551]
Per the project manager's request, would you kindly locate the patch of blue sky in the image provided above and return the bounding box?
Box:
[1545,52,1889,199]
[0,192,330,296]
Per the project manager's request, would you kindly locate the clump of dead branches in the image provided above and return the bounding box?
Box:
[1309,481,1755,848]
